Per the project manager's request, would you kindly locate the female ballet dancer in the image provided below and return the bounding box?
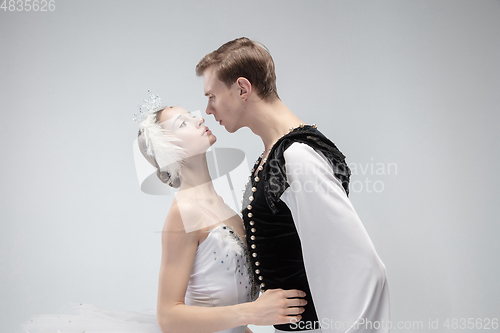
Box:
[136,92,307,333]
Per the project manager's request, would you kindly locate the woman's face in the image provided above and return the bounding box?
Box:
[157,106,216,156]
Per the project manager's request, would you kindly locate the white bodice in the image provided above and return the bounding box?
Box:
[185,223,255,333]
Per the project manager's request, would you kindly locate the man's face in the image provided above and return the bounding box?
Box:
[202,67,243,133]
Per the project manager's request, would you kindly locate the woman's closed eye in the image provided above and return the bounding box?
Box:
[180,114,196,128]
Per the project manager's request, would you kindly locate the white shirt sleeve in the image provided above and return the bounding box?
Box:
[280,142,390,332]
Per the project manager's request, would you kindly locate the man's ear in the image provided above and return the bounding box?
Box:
[236,77,252,101]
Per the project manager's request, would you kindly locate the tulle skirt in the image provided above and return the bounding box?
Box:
[20,302,162,333]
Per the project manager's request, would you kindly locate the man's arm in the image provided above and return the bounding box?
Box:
[280,142,390,332]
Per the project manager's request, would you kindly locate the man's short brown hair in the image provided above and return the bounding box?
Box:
[196,37,279,101]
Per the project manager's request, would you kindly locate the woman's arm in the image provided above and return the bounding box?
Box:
[156,200,306,333]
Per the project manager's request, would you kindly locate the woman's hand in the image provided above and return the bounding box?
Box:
[244,289,307,326]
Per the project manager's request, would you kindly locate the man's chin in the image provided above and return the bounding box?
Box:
[225,125,241,134]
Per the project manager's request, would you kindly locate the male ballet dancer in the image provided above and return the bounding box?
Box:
[196,37,390,332]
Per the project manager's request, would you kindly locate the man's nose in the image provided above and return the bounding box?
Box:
[205,104,213,115]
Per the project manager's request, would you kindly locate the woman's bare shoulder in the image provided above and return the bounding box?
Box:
[163,197,209,236]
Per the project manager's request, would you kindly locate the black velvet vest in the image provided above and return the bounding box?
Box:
[241,125,351,331]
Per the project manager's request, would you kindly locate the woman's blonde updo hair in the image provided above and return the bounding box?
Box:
[137,108,186,188]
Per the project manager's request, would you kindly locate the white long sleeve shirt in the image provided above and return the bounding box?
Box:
[278,142,390,333]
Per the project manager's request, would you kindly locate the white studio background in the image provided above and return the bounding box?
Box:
[1,1,499,332]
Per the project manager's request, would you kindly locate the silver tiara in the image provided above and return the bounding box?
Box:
[133,90,163,123]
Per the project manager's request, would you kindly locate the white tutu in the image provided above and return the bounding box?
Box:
[20,302,162,333]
